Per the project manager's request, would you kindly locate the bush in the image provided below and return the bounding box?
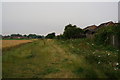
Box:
[56,34,64,39]
[94,24,120,46]
[63,24,84,39]
[45,32,55,39]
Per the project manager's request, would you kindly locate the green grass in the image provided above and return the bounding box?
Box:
[0,56,2,79]
[2,39,120,78]
[56,38,119,78]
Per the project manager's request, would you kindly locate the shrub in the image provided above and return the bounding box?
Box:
[63,24,84,39]
[94,24,120,46]
[45,32,55,39]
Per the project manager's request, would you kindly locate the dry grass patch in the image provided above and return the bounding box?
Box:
[2,40,33,49]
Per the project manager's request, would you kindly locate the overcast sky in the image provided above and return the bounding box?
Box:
[2,2,118,36]
[118,2,120,23]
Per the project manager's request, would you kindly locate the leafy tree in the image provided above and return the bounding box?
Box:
[37,35,42,39]
[63,24,84,39]
[45,32,55,39]
[23,35,27,37]
[56,34,64,39]
[28,34,37,38]
[11,34,22,37]
[94,23,120,45]
[64,24,76,30]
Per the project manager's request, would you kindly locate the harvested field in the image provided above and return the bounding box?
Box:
[2,40,33,49]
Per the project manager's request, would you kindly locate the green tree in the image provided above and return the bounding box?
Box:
[94,23,120,45]
[63,24,84,39]
[45,32,55,39]
[56,34,64,39]
[28,34,37,39]
[11,34,22,37]
[23,35,27,37]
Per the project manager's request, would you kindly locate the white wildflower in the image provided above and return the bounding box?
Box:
[98,55,101,57]
[114,67,118,71]
[116,50,119,52]
[108,53,110,56]
[98,62,101,64]
[92,43,94,46]
[116,62,119,66]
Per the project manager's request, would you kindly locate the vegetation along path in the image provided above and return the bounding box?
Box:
[3,39,120,78]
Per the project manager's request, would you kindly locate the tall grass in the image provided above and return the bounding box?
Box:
[57,38,119,78]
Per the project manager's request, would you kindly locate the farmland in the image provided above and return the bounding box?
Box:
[2,39,120,78]
[2,40,33,49]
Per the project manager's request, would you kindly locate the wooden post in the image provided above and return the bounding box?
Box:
[113,35,115,46]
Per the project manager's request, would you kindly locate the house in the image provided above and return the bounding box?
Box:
[2,36,28,39]
[83,25,97,38]
[2,36,11,39]
[10,36,28,39]
[97,21,115,30]
[84,25,97,30]
[83,21,117,39]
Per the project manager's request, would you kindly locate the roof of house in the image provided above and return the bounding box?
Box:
[97,21,115,29]
[83,21,117,34]
[84,25,97,31]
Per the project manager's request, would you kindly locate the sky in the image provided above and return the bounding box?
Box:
[1,0,119,2]
[118,2,120,23]
[2,2,118,36]
[0,2,2,35]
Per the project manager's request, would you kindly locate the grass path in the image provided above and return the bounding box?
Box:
[2,39,119,78]
[3,39,81,78]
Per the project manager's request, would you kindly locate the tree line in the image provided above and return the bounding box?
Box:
[2,23,120,42]
[2,24,85,39]
[2,34,44,39]
[46,23,120,49]
[46,24,85,39]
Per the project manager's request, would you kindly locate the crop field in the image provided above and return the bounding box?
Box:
[2,40,33,49]
[2,39,120,79]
